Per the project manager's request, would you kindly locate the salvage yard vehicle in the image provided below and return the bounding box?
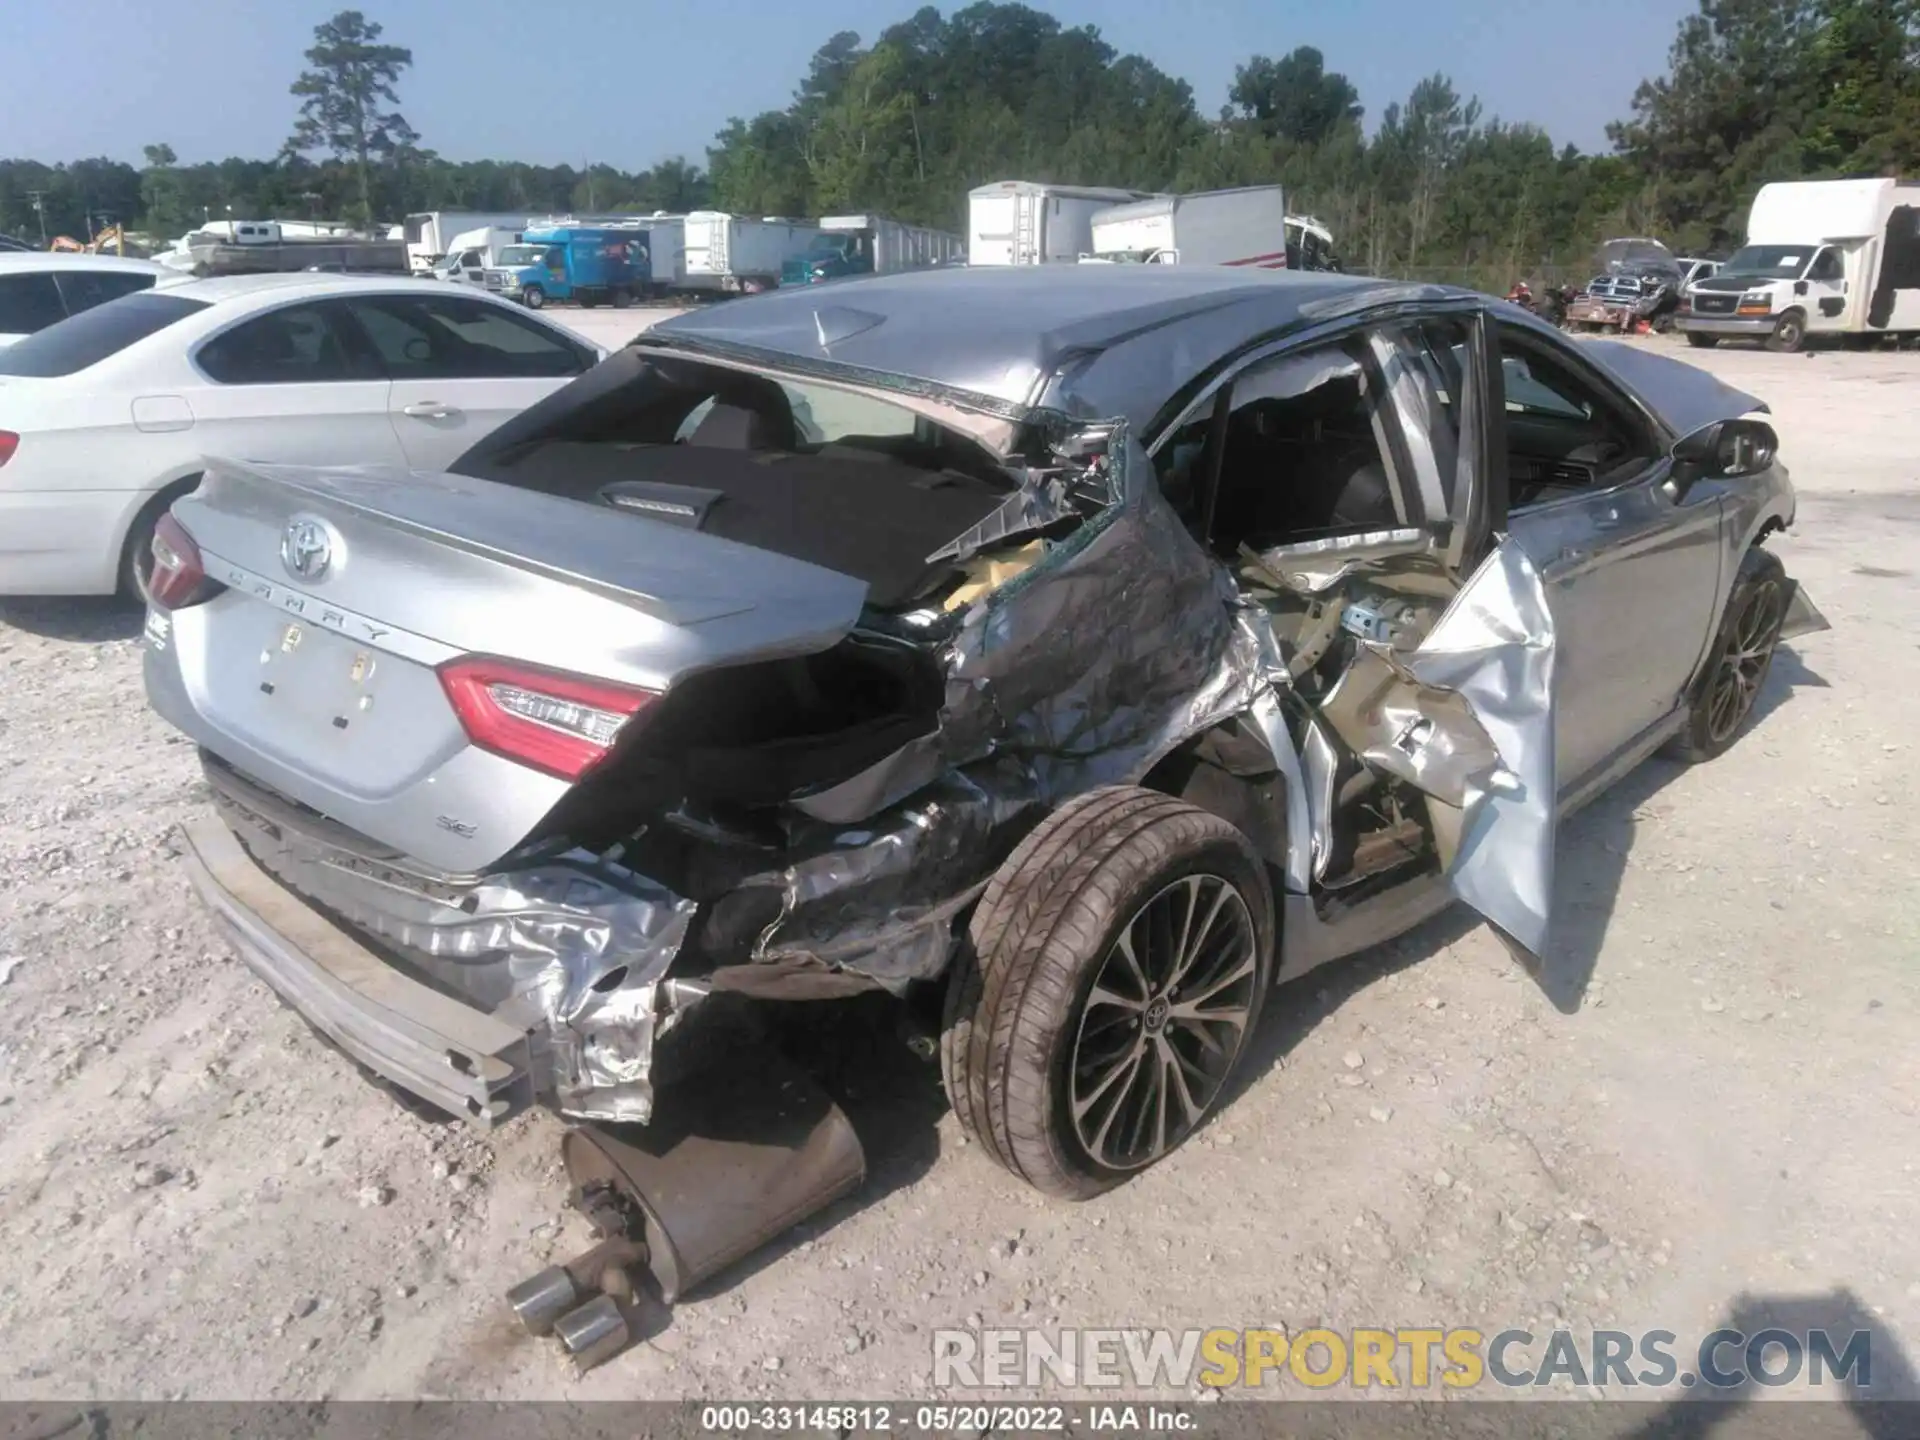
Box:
[0,272,603,599]
[967,180,1155,265]
[1679,178,1920,352]
[1564,239,1685,333]
[140,265,1826,1367]
[0,252,169,350]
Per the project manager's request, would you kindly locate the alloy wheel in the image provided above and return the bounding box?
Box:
[1068,873,1259,1171]
[1705,582,1785,743]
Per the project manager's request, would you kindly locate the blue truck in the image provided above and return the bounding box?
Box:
[778,215,966,286]
[484,225,649,309]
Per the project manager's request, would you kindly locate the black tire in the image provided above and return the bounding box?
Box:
[612,288,633,309]
[941,786,1275,1199]
[1666,547,1789,764]
[578,292,599,309]
[1686,333,1720,349]
[522,286,545,310]
[117,480,197,605]
[1765,310,1806,353]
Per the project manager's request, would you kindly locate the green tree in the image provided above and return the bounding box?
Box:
[1228,47,1363,144]
[286,10,419,227]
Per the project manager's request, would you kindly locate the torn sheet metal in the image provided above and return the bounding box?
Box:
[1240,527,1437,595]
[478,858,698,1124]
[1778,581,1832,642]
[1384,537,1558,958]
[1305,534,1556,955]
[740,422,1282,986]
[742,762,1044,990]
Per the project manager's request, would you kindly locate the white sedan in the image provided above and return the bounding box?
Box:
[0,272,607,598]
[0,252,171,350]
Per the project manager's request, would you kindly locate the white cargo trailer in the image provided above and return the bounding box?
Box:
[1679,178,1920,351]
[683,212,822,292]
[966,181,1155,266]
[1084,186,1291,267]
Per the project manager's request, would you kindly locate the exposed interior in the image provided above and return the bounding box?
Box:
[1149,329,1472,899]
[453,353,1021,610]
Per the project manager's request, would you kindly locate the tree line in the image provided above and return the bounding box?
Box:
[3,0,1916,291]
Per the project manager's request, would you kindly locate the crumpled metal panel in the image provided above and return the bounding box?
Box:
[744,761,1043,989]
[742,424,1278,987]
[1305,535,1556,956]
[1779,581,1832,642]
[1390,537,1557,957]
[475,858,698,1124]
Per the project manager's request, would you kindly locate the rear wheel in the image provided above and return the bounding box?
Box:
[117,480,197,605]
[1766,310,1806,353]
[1686,333,1720,349]
[941,787,1274,1199]
[521,286,546,310]
[577,292,599,309]
[612,288,633,309]
[1667,547,1789,763]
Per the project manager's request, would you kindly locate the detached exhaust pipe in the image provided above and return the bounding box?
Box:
[507,1032,867,1372]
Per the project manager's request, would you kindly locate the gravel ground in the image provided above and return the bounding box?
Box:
[0,328,1914,1403]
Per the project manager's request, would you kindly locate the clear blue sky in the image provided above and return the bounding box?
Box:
[6,0,1693,170]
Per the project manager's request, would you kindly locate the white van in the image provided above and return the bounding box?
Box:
[1679,179,1920,350]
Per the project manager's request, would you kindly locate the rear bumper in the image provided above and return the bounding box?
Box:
[178,813,537,1126]
[0,488,142,596]
[1679,315,1774,337]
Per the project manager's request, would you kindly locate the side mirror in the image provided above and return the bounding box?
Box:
[1670,417,1778,498]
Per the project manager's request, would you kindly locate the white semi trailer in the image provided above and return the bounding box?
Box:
[683,212,822,293]
[966,180,1156,266]
[1084,186,1290,267]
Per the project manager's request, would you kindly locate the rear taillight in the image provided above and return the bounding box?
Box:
[148,512,211,610]
[437,656,657,782]
[0,431,17,468]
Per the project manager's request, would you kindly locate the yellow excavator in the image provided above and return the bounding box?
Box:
[48,225,137,255]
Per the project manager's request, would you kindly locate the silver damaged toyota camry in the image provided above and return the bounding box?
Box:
[142,265,1826,1333]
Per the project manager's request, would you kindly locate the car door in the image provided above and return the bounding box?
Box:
[1148,308,1561,957]
[188,299,403,469]
[1492,321,1724,795]
[1801,245,1850,330]
[340,291,595,471]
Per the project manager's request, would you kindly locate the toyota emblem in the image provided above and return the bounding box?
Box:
[281,517,335,582]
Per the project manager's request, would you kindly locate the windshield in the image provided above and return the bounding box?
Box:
[1724,245,1814,280]
[0,291,209,377]
[499,245,546,266]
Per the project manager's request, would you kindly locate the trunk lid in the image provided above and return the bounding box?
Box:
[147,459,869,873]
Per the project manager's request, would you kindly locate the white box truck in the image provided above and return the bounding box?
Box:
[780,215,966,285]
[966,181,1156,266]
[429,225,526,285]
[1679,178,1920,351]
[1083,186,1291,267]
[635,214,687,291]
[402,211,534,274]
[683,212,822,293]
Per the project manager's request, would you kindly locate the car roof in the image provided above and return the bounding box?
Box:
[141,270,514,309]
[650,263,1448,426]
[0,252,171,275]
